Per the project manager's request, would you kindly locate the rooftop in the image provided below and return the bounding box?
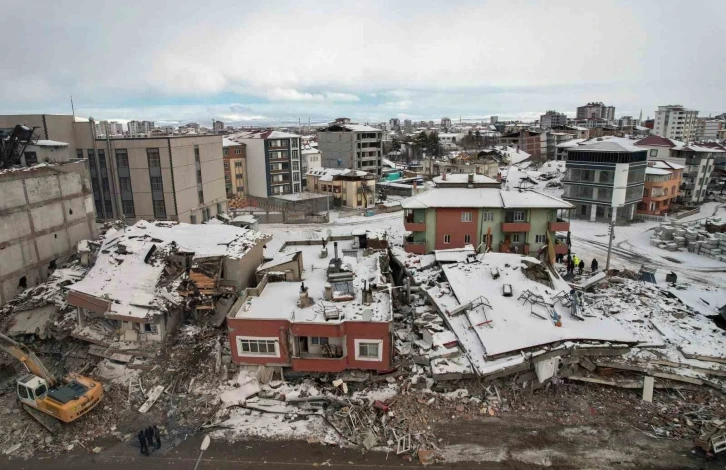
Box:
[307,167,373,181]
[233,130,301,140]
[432,173,499,185]
[321,123,381,133]
[651,160,686,170]
[223,137,243,147]
[32,140,69,147]
[401,187,573,210]
[646,167,673,176]
[569,136,644,153]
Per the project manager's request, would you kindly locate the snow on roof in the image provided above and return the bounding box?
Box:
[401,188,573,210]
[434,245,476,263]
[233,130,300,140]
[301,147,321,155]
[306,167,372,181]
[74,116,90,122]
[557,138,586,148]
[382,158,397,169]
[232,214,258,224]
[651,160,686,170]
[495,145,531,164]
[234,245,391,323]
[646,167,673,176]
[572,137,644,153]
[257,250,300,272]
[430,253,637,359]
[676,144,726,153]
[223,137,241,147]
[432,173,499,185]
[32,140,69,147]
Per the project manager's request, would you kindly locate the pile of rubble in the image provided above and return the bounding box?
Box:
[651,217,726,260]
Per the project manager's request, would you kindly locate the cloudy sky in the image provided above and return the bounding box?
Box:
[2,0,724,125]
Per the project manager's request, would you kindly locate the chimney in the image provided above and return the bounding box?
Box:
[298,282,309,307]
[468,173,474,184]
[442,172,447,181]
[324,283,333,301]
[334,241,339,260]
[362,280,371,306]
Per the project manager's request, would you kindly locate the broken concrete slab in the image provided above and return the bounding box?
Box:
[643,376,654,403]
[138,385,165,413]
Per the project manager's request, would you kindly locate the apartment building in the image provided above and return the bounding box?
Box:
[317,121,384,176]
[213,120,225,132]
[97,120,123,136]
[562,137,647,222]
[634,135,724,204]
[441,117,452,130]
[696,118,725,140]
[576,102,615,121]
[92,135,227,223]
[0,158,98,306]
[499,130,546,160]
[401,187,572,255]
[654,105,699,141]
[127,120,155,135]
[306,168,376,208]
[637,161,683,216]
[539,111,568,129]
[223,137,247,197]
[301,147,322,189]
[232,130,302,198]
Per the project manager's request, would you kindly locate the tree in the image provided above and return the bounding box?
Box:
[474,130,482,148]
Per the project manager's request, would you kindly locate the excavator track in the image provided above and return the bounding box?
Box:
[22,404,62,434]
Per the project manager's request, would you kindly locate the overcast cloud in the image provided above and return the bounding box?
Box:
[1,0,724,124]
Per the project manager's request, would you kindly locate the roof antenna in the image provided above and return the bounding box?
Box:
[70,93,75,118]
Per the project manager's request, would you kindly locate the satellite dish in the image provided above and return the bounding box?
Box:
[362,308,373,322]
[200,435,211,451]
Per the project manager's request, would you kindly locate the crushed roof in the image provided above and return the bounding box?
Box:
[321,123,381,132]
[32,140,69,147]
[401,187,573,210]
[651,160,686,170]
[306,167,373,181]
[233,130,300,140]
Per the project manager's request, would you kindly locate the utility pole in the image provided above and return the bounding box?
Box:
[605,206,616,271]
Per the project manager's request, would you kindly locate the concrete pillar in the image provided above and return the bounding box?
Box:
[589,204,597,222]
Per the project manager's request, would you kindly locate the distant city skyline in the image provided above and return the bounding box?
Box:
[1,1,724,127]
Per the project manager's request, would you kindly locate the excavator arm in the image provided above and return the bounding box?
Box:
[0,332,57,387]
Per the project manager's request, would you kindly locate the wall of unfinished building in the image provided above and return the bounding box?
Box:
[0,161,98,306]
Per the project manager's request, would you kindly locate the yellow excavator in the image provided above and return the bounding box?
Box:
[0,332,103,432]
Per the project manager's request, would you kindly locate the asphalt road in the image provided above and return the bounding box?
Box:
[2,434,520,470]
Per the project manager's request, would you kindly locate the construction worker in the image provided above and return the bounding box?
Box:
[572,254,580,268]
[591,258,599,273]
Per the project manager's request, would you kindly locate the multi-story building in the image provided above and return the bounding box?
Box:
[562,137,647,221]
[403,119,413,133]
[539,111,567,129]
[232,130,302,197]
[545,132,576,160]
[213,120,225,133]
[223,137,247,197]
[499,130,546,160]
[654,105,699,141]
[618,116,640,129]
[576,102,615,121]
[127,120,155,135]
[401,187,572,255]
[634,135,724,204]
[0,153,98,306]
[90,135,227,223]
[317,121,383,176]
[637,161,683,216]
[696,118,725,140]
[301,147,322,189]
[97,120,123,136]
[306,168,376,208]
[389,118,400,131]
[441,117,452,130]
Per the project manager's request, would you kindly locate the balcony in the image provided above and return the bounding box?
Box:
[554,244,569,255]
[271,179,291,185]
[404,241,427,254]
[501,222,531,232]
[499,241,530,254]
[548,219,570,232]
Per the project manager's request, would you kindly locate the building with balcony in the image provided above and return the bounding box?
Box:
[227,238,393,373]
[561,137,647,222]
[637,161,683,216]
[232,130,303,198]
[499,130,546,161]
[654,105,699,141]
[223,137,247,198]
[576,102,615,121]
[306,168,376,209]
[401,187,572,255]
[91,135,227,224]
[539,111,568,129]
[317,121,384,177]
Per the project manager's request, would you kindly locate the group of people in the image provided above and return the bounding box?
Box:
[137,425,161,456]
[561,254,598,276]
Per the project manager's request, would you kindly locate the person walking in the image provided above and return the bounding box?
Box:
[591,258,599,273]
[153,425,161,450]
[578,259,585,275]
[138,430,148,456]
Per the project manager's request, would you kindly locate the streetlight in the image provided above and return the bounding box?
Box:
[194,435,211,470]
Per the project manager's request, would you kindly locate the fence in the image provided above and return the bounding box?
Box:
[633,213,668,222]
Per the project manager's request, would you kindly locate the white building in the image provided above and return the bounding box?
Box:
[654,105,699,142]
[696,118,725,140]
[96,120,123,136]
[127,120,155,135]
[539,111,567,129]
[317,121,383,176]
[213,120,225,132]
[232,130,302,197]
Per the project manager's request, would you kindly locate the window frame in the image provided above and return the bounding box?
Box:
[444,234,451,244]
[464,234,471,244]
[236,336,279,357]
[354,339,383,361]
[461,211,473,222]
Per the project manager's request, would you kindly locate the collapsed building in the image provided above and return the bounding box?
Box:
[227,234,394,374]
[65,220,268,361]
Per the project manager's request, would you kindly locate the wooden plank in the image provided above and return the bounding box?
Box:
[138,385,165,413]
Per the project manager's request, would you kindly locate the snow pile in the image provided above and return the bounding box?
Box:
[220,368,261,405]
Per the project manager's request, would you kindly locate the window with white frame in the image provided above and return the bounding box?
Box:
[461,211,472,222]
[535,234,547,243]
[354,339,382,361]
[464,234,471,243]
[513,211,525,222]
[511,233,521,243]
[310,337,329,345]
[236,337,279,356]
[444,234,451,244]
[482,211,494,221]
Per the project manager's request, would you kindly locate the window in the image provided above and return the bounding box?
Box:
[150,177,163,191]
[18,385,29,400]
[223,149,228,156]
[291,138,298,147]
[147,149,161,167]
[196,169,203,183]
[512,211,525,222]
[24,152,37,165]
[511,233,521,243]
[235,161,242,168]
[98,150,106,169]
[293,172,300,182]
[194,145,200,162]
[310,337,329,345]
[153,200,166,218]
[355,339,382,361]
[116,149,129,167]
[34,384,47,399]
[444,234,451,244]
[88,149,94,161]
[237,337,278,356]
[101,178,110,190]
[649,149,658,157]
[190,215,197,224]
[464,234,471,244]
[482,211,494,221]
[292,150,299,159]
[104,200,113,215]
[235,149,241,155]
[461,211,473,222]
[236,174,243,180]
[217,202,223,214]
[76,149,84,159]
[292,161,299,171]
[535,234,547,243]
[120,177,132,191]
[122,200,135,217]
